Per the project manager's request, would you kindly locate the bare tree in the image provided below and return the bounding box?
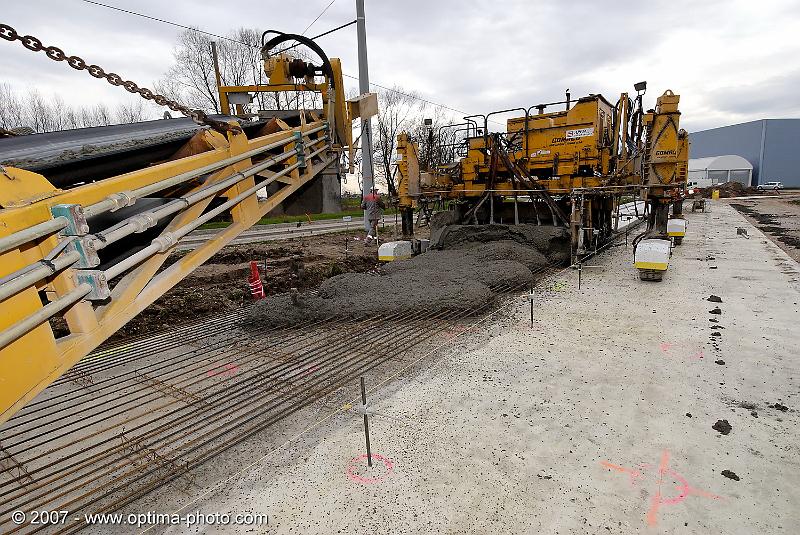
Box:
[115,99,146,124]
[26,89,51,133]
[407,109,467,169]
[372,86,423,195]
[155,30,221,112]
[0,84,150,133]
[0,83,25,130]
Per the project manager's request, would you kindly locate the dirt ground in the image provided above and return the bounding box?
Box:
[729,197,800,263]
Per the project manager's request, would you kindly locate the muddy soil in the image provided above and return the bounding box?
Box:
[730,197,800,263]
[700,181,760,198]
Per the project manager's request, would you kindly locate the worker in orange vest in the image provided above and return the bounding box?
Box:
[361,189,385,246]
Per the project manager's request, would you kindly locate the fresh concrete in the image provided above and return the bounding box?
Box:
[173,202,799,534]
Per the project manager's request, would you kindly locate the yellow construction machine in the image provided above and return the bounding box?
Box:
[0,26,374,426]
[395,83,689,279]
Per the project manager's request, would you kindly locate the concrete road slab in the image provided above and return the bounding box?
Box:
[162,203,800,534]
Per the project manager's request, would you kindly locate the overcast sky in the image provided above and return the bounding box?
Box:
[2,0,799,133]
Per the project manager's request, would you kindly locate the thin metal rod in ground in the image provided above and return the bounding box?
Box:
[529,285,534,327]
[360,376,372,468]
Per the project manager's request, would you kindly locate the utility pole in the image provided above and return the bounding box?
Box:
[210,42,223,113]
[356,0,374,232]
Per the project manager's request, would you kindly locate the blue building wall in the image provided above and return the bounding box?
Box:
[689,119,800,187]
[762,120,800,186]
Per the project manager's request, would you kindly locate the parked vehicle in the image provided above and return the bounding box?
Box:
[757,181,784,191]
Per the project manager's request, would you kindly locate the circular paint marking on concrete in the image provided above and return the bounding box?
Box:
[346,453,394,485]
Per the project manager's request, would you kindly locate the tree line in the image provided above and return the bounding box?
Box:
[0,84,148,134]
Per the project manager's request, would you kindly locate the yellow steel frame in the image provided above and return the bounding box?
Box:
[0,119,335,426]
[218,57,354,172]
[396,90,687,206]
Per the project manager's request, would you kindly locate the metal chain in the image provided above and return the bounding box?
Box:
[0,23,240,134]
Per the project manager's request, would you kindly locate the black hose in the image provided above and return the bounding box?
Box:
[260,32,335,88]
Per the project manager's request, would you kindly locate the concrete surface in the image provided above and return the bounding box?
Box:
[164,202,799,534]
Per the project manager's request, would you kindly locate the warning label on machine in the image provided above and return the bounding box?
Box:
[565,127,595,139]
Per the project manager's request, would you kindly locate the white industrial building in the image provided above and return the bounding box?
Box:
[687,154,753,188]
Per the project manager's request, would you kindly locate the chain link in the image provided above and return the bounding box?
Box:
[0,23,239,134]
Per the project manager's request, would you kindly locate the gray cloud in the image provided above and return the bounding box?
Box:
[1,0,798,132]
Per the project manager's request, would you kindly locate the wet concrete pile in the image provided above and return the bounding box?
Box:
[243,219,571,328]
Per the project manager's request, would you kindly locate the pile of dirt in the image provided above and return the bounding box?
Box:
[701,182,759,198]
[243,223,568,328]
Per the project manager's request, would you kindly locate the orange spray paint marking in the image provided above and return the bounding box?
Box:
[601,450,723,526]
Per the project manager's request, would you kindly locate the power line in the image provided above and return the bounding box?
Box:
[76,0,493,123]
[306,19,356,41]
[345,75,470,117]
[79,0,241,45]
[302,0,337,36]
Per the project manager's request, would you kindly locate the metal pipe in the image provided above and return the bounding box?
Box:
[0,283,91,351]
[83,125,327,219]
[0,217,68,256]
[0,251,81,303]
[103,153,331,280]
[4,136,325,320]
[92,144,308,250]
[484,107,528,156]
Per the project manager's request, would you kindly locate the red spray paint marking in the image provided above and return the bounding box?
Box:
[300,365,320,377]
[346,453,394,485]
[601,450,723,526]
[207,362,239,377]
[445,326,468,340]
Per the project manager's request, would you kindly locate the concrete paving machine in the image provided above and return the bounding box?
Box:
[395,83,689,280]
